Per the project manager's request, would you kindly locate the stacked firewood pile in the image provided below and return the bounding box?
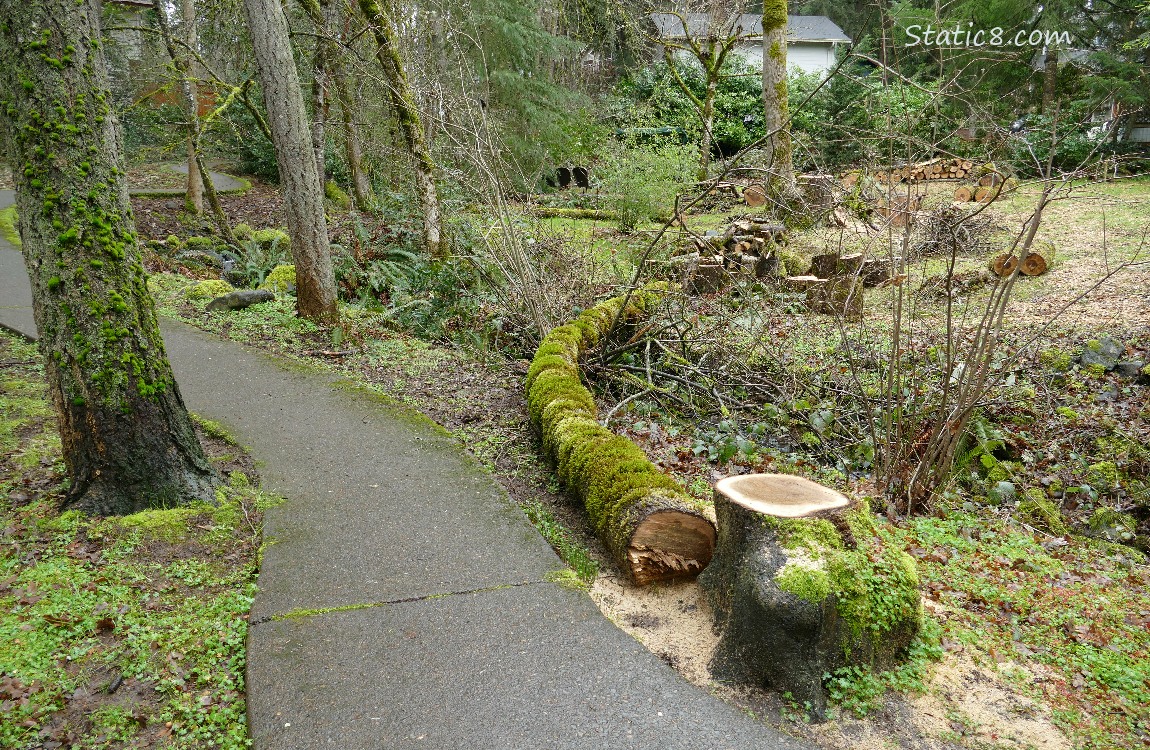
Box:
[952,171,1012,204]
[677,218,786,294]
[860,157,978,184]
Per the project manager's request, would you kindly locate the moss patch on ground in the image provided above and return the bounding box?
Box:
[0,329,273,749]
[0,205,20,246]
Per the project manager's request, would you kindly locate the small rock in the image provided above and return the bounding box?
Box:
[1080,337,1124,370]
[164,199,181,210]
[176,249,224,270]
[206,289,276,312]
[1115,360,1145,378]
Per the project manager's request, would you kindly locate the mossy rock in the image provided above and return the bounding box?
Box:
[1040,348,1074,372]
[251,228,290,248]
[525,284,715,584]
[259,264,296,293]
[1085,507,1136,544]
[325,180,352,210]
[1018,488,1068,535]
[186,279,235,300]
[777,248,810,276]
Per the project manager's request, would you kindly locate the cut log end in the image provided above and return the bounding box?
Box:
[744,185,767,208]
[715,474,849,518]
[990,253,1018,277]
[1020,252,1048,276]
[628,510,716,585]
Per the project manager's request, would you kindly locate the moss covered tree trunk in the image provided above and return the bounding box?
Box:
[242,0,338,321]
[698,72,717,181]
[761,0,794,185]
[0,0,219,515]
[359,0,443,257]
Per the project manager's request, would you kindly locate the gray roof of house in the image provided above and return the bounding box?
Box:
[649,13,851,43]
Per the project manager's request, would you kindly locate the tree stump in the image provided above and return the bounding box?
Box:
[806,277,864,319]
[699,475,921,720]
[685,259,729,295]
[809,252,841,279]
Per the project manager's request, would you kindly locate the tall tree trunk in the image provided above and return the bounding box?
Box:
[359,0,443,257]
[0,0,218,515]
[1041,49,1058,113]
[338,76,373,210]
[242,0,338,321]
[761,0,794,185]
[310,17,329,181]
[182,0,203,213]
[699,73,717,181]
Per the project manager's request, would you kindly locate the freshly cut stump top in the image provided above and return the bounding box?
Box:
[715,474,849,518]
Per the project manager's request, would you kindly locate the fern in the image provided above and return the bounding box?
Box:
[954,412,1006,476]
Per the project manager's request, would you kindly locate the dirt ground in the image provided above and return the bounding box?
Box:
[134,167,1149,750]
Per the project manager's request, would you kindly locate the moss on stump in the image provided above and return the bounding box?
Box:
[525,285,715,584]
[699,474,921,720]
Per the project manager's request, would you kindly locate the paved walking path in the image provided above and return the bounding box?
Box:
[0,188,809,750]
[129,163,250,196]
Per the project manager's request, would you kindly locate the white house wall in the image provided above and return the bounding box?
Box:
[675,42,837,75]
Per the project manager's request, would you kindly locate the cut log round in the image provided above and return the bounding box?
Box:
[744,184,767,207]
[990,253,1018,277]
[954,186,973,202]
[809,252,841,279]
[1019,240,1056,276]
[628,509,717,586]
[978,172,1003,188]
[785,275,825,291]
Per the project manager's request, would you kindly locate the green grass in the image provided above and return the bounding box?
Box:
[0,330,271,748]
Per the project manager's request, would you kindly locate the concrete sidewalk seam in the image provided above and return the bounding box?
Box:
[251,579,553,626]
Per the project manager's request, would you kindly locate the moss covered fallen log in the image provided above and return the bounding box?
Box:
[531,207,619,220]
[525,286,716,585]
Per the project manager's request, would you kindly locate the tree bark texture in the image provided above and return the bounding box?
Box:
[242,0,338,321]
[0,0,218,515]
[359,0,443,257]
[761,0,793,183]
[299,0,374,210]
[1042,50,1058,113]
[699,74,717,180]
[181,0,203,213]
